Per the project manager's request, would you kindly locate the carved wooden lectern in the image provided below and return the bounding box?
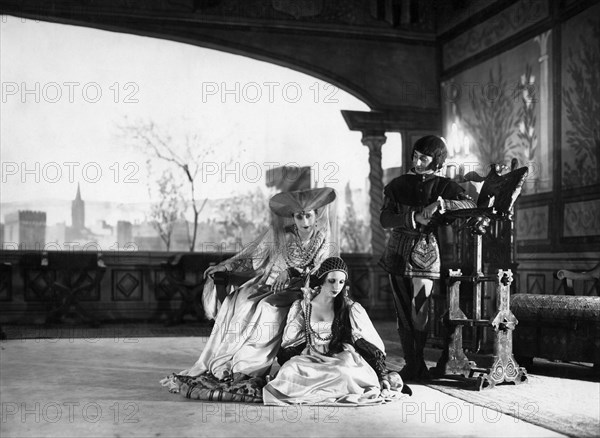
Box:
[431,164,530,390]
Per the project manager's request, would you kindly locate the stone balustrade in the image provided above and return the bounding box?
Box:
[0,250,396,325]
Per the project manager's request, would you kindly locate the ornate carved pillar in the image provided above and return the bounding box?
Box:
[361,133,387,256]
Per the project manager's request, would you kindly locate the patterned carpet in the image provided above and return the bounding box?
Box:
[362,322,600,438]
[424,375,599,438]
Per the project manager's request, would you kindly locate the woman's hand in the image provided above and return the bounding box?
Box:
[301,285,313,303]
[381,371,403,390]
[380,378,391,391]
[203,264,227,279]
[272,270,289,293]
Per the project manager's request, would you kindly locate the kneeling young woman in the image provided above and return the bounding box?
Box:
[263,256,411,405]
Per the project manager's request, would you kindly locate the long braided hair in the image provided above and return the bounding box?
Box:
[308,257,354,355]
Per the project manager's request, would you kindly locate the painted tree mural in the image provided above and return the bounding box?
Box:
[562,17,600,188]
[462,64,518,166]
[120,119,214,251]
[148,169,184,251]
[514,64,538,172]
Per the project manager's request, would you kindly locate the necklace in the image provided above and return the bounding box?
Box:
[295,224,314,244]
[304,300,334,354]
[284,227,323,269]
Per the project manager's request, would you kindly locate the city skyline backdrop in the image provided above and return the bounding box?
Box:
[1,173,374,252]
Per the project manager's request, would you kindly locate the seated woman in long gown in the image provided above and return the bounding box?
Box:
[263,257,411,406]
[161,188,339,401]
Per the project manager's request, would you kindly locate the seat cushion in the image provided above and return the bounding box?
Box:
[511,294,600,323]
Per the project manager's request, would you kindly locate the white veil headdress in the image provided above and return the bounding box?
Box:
[203,187,339,319]
[269,187,339,274]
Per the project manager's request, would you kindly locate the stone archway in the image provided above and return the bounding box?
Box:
[3,0,444,257]
[1,1,439,111]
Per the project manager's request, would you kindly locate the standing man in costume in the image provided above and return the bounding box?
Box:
[379,135,475,381]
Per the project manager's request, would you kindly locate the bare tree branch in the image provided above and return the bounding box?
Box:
[119,118,215,251]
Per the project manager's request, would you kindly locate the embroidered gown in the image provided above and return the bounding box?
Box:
[262,299,399,406]
[163,226,336,399]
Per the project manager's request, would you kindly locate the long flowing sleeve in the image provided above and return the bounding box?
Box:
[202,228,274,320]
[224,228,274,273]
[349,303,389,380]
[349,303,386,353]
[280,299,306,349]
[276,300,306,365]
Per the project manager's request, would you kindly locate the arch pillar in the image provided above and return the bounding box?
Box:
[361,133,387,256]
[342,108,441,256]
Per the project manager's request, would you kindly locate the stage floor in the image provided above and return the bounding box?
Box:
[1,321,598,437]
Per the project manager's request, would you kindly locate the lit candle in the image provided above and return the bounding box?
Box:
[449,123,458,157]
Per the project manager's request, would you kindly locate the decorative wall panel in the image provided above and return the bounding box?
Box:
[23,269,53,302]
[560,4,600,189]
[516,205,549,240]
[443,0,549,69]
[526,273,545,295]
[563,199,600,237]
[112,270,143,301]
[0,265,12,301]
[441,31,553,195]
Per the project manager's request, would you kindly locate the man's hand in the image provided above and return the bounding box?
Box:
[415,212,431,226]
[421,200,441,219]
